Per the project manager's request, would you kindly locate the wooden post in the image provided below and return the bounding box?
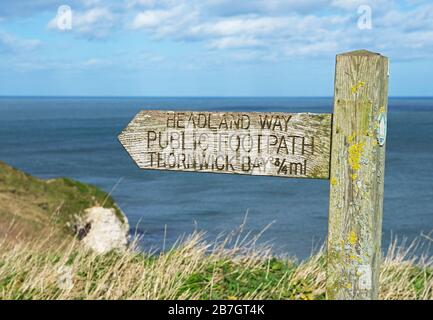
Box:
[327,50,389,300]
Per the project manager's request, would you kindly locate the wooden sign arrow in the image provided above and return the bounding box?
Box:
[118,110,332,179]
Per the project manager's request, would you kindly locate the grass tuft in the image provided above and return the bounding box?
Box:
[0,229,431,300]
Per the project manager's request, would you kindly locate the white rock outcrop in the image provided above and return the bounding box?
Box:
[81,206,129,254]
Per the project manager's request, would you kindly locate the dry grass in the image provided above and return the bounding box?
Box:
[0,228,432,300]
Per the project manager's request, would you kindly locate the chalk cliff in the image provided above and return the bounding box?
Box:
[0,161,129,253]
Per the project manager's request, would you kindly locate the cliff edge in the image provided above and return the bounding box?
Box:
[0,161,129,252]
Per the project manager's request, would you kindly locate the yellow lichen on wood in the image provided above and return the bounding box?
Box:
[348,142,365,171]
[351,81,366,94]
[348,133,356,143]
[348,231,358,246]
[330,177,338,186]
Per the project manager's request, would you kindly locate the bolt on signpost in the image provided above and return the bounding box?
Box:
[119,50,389,300]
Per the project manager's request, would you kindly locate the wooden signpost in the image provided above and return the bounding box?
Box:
[118,111,332,179]
[119,50,389,300]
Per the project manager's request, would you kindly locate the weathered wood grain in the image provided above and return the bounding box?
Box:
[119,110,332,179]
[326,50,389,299]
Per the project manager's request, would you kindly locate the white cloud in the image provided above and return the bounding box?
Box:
[6,51,166,73]
[80,58,111,68]
[284,41,339,57]
[132,8,180,29]
[200,0,332,16]
[82,0,104,6]
[125,0,433,61]
[126,0,159,8]
[0,31,41,53]
[208,36,264,49]
[74,7,114,25]
[331,0,394,11]
[380,4,433,31]
[190,16,288,37]
[7,0,432,64]
[48,7,116,39]
[128,9,351,59]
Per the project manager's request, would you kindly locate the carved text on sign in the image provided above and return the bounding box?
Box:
[119,111,332,179]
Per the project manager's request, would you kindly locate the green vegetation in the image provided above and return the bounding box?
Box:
[0,232,432,300]
[0,161,123,238]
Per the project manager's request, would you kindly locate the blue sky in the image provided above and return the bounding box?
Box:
[1,0,433,96]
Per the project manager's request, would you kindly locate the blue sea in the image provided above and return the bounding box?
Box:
[0,97,432,259]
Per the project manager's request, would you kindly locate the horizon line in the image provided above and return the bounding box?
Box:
[1,95,432,99]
